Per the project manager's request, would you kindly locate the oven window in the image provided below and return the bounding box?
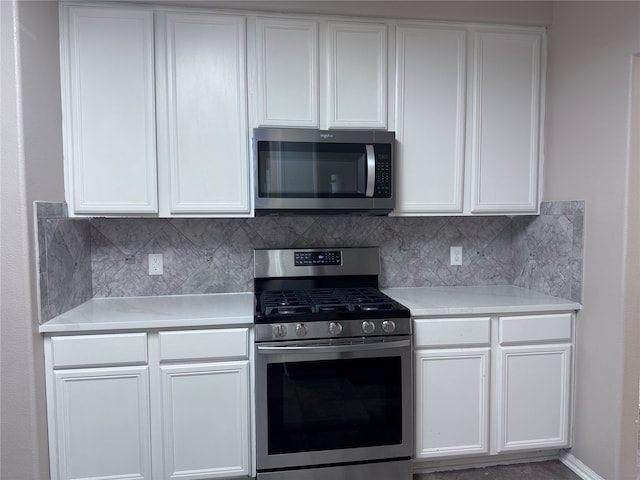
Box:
[266,357,402,454]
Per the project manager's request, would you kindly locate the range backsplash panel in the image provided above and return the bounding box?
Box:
[35,201,584,323]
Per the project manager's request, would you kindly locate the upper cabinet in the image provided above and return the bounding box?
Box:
[60,4,251,217]
[254,18,319,127]
[60,3,545,217]
[253,17,387,129]
[155,12,249,215]
[469,31,543,214]
[394,25,545,215]
[61,5,158,214]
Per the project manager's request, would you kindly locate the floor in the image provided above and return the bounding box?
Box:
[413,460,581,480]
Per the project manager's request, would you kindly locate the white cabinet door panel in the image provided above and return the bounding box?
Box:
[53,366,151,480]
[62,6,157,214]
[256,18,319,127]
[160,13,249,214]
[395,27,466,213]
[415,348,490,458]
[160,361,250,479]
[469,32,542,213]
[496,344,571,451]
[327,22,387,128]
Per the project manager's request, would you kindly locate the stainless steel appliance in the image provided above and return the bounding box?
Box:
[253,247,412,480]
[253,128,395,215]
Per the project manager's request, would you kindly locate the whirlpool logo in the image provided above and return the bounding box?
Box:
[320,133,334,139]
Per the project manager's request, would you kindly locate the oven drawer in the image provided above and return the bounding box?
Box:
[159,328,248,361]
[414,317,491,347]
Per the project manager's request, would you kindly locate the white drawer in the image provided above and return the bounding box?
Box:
[159,328,249,361]
[500,313,573,344]
[51,333,148,368]
[414,317,491,348]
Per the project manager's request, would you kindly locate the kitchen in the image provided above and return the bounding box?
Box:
[2,2,640,480]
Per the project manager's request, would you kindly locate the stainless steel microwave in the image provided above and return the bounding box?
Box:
[253,128,395,215]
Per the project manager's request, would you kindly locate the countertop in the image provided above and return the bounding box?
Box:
[39,292,255,333]
[382,285,581,317]
[39,286,581,334]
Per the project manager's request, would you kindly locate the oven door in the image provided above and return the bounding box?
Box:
[255,336,412,472]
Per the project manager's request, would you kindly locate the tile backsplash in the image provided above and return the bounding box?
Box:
[35,201,584,323]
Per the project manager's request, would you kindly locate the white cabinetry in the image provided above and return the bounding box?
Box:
[60,4,251,217]
[156,329,250,479]
[395,26,466,213]
[394,25,545,215]
[414,318,490,458]
[44,329,252,480]
[254,17,387,129]
[469,31,542,213]
[156,12,249,215]
[45,333,152,480]
[61,5,158,215]
[496,314,572,451]
[414,312,574,463]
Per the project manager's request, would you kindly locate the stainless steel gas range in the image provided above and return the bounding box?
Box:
[253,247,413,480]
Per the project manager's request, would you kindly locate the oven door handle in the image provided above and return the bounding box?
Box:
[257,338,410,354]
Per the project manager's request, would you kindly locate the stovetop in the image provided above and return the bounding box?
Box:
[255,286,410,324]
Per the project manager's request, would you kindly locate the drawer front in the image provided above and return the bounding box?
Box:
[500,313,573,344]
[51,333,148,368]
[414,317,491,348]
[159,328,249,361]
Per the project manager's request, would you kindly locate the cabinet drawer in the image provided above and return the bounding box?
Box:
[414,317,491,347]
[51,333,148,368]
[500,313,572,344]
[159,328,248,361]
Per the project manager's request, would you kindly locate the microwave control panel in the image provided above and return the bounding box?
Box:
[375,149,392,197]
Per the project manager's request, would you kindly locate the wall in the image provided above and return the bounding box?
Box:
[544,3,640,479]
[1,0,64,478]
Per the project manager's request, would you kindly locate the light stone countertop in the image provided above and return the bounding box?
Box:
[39,286,581,334]
[382,285,581,317]
[39,292,255,333]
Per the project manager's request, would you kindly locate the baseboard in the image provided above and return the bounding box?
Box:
[560,452,606,480]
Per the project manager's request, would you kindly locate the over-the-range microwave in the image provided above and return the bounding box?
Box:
[252,127,395,215]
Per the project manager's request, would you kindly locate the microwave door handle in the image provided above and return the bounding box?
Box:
[365,144,375,197]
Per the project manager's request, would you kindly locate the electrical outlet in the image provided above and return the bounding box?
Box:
[148,253,163,275]
[450,246,462,266]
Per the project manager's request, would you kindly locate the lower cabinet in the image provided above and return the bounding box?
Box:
[414,312,574,462]
[44,329,252,480]
[159,362,250,479]
[51,366,152,480]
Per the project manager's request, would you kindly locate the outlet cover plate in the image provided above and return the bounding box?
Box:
[148,253,163,275]
[450,246,462,266]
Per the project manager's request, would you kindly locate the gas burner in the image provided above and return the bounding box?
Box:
[354,303,394,312]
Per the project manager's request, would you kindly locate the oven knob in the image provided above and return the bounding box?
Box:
[382,320,396,333]
[295,323,308,337]
[328,322,343,336]
[272,324,288,338]
[361,320,376,334]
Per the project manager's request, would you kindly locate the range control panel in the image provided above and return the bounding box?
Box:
[294,251,342,266]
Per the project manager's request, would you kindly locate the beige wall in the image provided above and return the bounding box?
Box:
[1,0,64,478]
[544,3,640,479]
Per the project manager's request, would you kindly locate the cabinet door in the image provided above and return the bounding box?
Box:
[157,13,250,215]
[160,361,250,479]
[52,366,151,480]
[327,22,387,129]
[496,344,571,452]
[415,348,490,458]
[395,27,467,214]
[255,17,319,127]
[61,5,158,215]
[469,31,543,214]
